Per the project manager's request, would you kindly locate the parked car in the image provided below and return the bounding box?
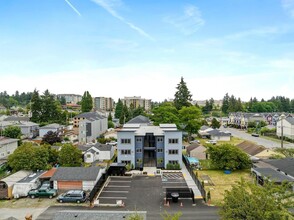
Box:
[28,185,57,199]
[205,140,217,145]
[56,190,87,203]
[251,133,260,137]
[189,140,200,144]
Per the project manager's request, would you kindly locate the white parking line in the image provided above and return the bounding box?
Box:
[99,197,127,199]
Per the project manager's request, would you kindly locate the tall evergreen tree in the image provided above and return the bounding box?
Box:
[30,89,42,123]
[174,77,192,110]
[115,98,123,119]
[221,93,230,114]
[81,91,93,112]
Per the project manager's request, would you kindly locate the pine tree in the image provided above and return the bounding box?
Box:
[30,89,42,123]
[115,98,123,119]
[81,91,93,112]
[174,77,192,110]
[221,93,230,114]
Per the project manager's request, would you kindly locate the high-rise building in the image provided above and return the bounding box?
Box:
[122,96,151,111]
[94,97,114,111]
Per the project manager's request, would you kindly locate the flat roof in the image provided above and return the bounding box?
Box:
[253,167,294,183]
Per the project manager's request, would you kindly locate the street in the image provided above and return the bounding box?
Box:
[220,127,294,149]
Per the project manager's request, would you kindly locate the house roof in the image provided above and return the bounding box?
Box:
[50,167,102,181]
[126,115,150,124]
[207,129,231,136]
[285,117,294,125]
[0,137,18,145]
[186,144,200,154]
[39,168,57,179]
[74,112,106,120]
[0,170,31,187]
[40,123,62,129]
[253,167,294,183]
[3,116,29,121]
[199,125,210,131]
[93,143,112,151]
[263,158,294,177]
[17,170,46,183]
[236,141,265,156]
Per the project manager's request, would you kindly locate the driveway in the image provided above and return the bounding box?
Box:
[220,127,294,149]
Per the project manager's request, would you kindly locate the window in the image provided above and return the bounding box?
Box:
[121,139,131,144]
[136,138,142,142]
[157,148,163,153]
[121,160,131,165]
[157,137,163,142]
[168,149,178,155]
[168,160,178,164]
[121,149,131,155]
[168,139,178,144]
[86,154,91,158]
[136,148,142,153]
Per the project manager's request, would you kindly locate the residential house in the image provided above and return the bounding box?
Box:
[198,126,214,138]
[117,122,182,169]
[39,123,64,138]
[207,129,231,141]
[0,170,31,199]
[276,117,294,140]
[3,116,30,122]
[0,137,18,160]
[50,167,106,191]
[186,144,207,160]
[236,141,281,159]
[0,114,8,121]
[73,112,107,144]
[252,158,294,190]
[0,121,39,138]
[78,143,114,163]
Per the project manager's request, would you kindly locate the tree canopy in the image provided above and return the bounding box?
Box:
[58,144,82,167]
[81,91,93,112]
[7,142,50,171]
[3,126,22,139]
[174,77,192,110]
[151,102,179,126]
[211,118,220,129]
[41,131,62,145]
[220,179,294,220]
[206,144,251,170]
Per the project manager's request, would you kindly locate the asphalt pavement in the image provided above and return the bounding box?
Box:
[220,127,294,149]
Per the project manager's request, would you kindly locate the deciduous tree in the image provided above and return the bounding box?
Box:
[206,144,251,170]
[3,126,22,139]
[58,144,82,167]
[220,179,294,220]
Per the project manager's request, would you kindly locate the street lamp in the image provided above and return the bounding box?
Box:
[280,114,285,149]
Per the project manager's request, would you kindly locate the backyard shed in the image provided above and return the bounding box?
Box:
[0,170,31,199]
[12,170,46,198]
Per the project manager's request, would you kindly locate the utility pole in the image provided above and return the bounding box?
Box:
[280,114,285,149]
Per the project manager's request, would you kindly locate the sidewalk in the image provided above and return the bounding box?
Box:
[181,163,202,199]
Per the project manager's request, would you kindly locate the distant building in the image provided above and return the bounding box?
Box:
[193,100,223,107]
[57,94,82,104]
[74,112,107,144]
[0,121,39,139]
[94,97,114,111]
[0,136,18,160]
[276,117,294,140]
[122,96,151,111]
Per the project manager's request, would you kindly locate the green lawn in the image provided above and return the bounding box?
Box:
[196,169,252,206]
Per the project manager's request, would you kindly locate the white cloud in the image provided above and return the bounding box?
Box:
[91,0,154,40]
[282,0,294,17]
[164,5,205,35]
[225,26,280,40]
[64,0,81,16]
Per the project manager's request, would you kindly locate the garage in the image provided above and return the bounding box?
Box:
[57,181,82,190]
[51,167,106,191]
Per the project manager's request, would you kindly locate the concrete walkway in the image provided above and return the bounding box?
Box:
[181,163,202,199]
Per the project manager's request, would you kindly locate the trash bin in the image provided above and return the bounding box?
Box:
[171,192,179,203]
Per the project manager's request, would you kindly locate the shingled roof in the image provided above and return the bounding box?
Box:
[50,167,102,181]
[126,115,150,124]
[236,141,265,156]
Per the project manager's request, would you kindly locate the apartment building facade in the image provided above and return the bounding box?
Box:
[93,97,114,111]
[57,94,82,104]
[117,123,182,169]
[122,96,151,111]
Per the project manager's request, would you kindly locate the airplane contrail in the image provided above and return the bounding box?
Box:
[64,0,81,16]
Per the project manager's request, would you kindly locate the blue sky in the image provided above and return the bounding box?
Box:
[1,0,294,101]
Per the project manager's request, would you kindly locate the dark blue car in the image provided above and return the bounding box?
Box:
[56,190,87,203]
